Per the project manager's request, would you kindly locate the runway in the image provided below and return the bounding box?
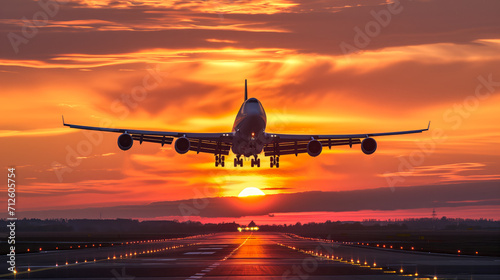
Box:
[1,232,498,279]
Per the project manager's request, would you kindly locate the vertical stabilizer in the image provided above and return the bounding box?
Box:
[244,79,248,101]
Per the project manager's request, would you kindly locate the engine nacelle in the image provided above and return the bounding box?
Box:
[307,139,322,157]
[117,133,133,151]
[175,137,190,154]
[361,137,377,155]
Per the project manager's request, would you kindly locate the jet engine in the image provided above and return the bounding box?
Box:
[175,137,190,154]
[361,137,377,155]
[117,133,133,151]
[307,139,322,157]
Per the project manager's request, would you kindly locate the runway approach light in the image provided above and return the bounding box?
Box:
[237,226,259,231]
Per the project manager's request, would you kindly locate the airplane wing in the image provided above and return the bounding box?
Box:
[62,116,233,155]
[263,122,430,157]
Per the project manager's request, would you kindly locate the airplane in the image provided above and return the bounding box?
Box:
[63,80,430,168]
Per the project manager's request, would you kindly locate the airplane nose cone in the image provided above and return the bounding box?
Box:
[240,115,266,138]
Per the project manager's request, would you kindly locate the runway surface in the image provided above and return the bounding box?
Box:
[1,232,499,279]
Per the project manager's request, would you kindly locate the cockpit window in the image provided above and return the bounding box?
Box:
[240,98,265,115]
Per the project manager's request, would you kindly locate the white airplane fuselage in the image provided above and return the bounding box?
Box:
[231,97,267,157]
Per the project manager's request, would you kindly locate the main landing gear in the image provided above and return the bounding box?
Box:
[251,155,261,167]
[215,155,225,167]
[234,155,243,167]
[270,156,280,168]
[234,155,261,167]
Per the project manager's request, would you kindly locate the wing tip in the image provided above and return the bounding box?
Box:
[427,121,431,130]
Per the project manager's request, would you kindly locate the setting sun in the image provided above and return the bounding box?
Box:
[238,187,266,197]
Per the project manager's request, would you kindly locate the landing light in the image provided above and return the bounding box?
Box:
[237,226,259,231]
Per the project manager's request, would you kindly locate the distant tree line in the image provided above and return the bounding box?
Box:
[0,217,498,235]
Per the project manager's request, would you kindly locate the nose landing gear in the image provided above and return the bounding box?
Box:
[251,156,261,167]
[233,155,261,167]
[234,155,243,167]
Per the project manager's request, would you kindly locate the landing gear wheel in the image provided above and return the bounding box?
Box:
[251,158,255,167]
[276,162,279,168]
[215,155,224,167]
[270,157,274,168]
[235,156,243,167]
[251,156,260,168]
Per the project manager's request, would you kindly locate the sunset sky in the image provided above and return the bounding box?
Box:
[1,0,499,223]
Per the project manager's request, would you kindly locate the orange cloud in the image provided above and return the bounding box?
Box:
[1,0,499,220]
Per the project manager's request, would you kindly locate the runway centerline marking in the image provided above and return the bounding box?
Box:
[184,251,215,255]
[184,233,252,280]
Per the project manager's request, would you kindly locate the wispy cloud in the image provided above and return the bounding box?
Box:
[381,162,500,183]
[1,0,499,219]
[0,128,72,138]
[14,181,500,219]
